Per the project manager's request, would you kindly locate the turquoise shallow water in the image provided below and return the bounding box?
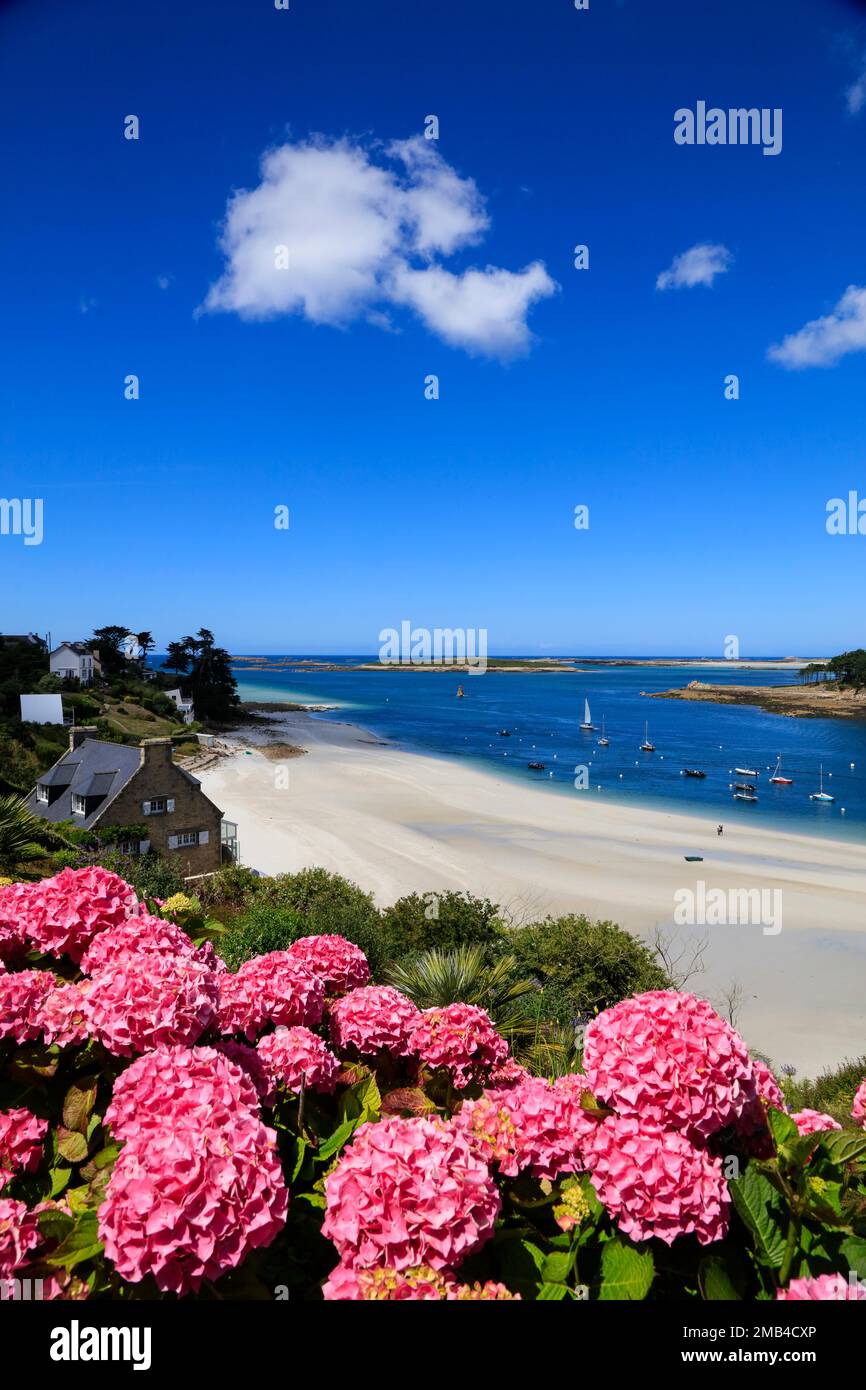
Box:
[228,658,866,842]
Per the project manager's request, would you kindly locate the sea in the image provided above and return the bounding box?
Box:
[196,656,866,843]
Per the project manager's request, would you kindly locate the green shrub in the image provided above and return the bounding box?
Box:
[251,867,385,972]
[784,1055,866,1127]
[219,904,309,971]
[200,863,263,908]
[507,914,671,1024]
[380,890,506,961]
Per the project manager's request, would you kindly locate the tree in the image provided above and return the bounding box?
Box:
[134,631,155,667]
[161,628,239,721]
[163,641,190,677]
[91,626,131,677]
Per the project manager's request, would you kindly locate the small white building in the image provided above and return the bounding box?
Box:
[49,643,97,685]
[165,688,195,724]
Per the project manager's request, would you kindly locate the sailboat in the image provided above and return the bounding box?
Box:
[769,756,793,786]
[640,721,655,752]
[598,717,609,747]
[809,764,834,803]
[579,698,595,731]
[456,685,465,698]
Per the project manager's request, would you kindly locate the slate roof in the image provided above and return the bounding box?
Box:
[27,739,141,828]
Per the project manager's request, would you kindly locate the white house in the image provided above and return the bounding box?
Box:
[49,643,98,685]
[165,687,195,724]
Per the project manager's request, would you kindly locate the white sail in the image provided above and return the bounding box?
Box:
[584,699,591,724]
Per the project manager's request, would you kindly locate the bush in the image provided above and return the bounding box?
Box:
[784,1056,866,1126]
[250,868,385,973]
[200,863,263,909]
[219,904,309,971]
[507,914,671,1024]
[381,891,506,961]
[56,848,187,901]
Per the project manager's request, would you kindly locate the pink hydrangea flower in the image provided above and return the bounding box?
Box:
[322,1114,500,1273]
[38,981,91,1048]
[212,1040,274,1103]
[0,1198,41,1280]
[777,1274,866,1300]
[585,1114,730,1246]
[583,990,759,1142]
[80,912,210,974]
[0,969,56,1044]
[256,1027,340,1096]
[455,1074,597,1180]
[0,882,32,966]
[408,1003,509,1090]
[487,1058,532,1090]
[105,1046,261,1144]
[852,1079,866,1128]
[0,1109,48,1187]
[791,1109,842,1136]
[216,952,325,1040]
[287,935,370,995]
[329,985,419,1059]
[322,1261,520,1301]
[98,1114,288,1295]
[85,954,218,1056]
[14,867,137,963]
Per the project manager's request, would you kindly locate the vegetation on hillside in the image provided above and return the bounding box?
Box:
[801,648,866,690]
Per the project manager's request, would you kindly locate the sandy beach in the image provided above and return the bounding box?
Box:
[195,711,866,1076]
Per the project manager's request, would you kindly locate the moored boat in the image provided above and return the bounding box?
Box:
[769,756,793,785]
[640,721,655,752]
[527,761,545,771]
[580,698,595,731]
[597,716,609,747]
[682,768,706,779]
[810,764,834,803]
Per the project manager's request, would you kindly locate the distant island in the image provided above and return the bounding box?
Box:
[650,649,866,720]
[230,655,822,675]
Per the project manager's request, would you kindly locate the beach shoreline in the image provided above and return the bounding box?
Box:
[193,706,866,1076]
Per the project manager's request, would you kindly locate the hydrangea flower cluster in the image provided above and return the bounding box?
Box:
[85,953,218,1056]
[408,1003,509,1090]
[80,912,215,974]
[0,1197,41,1280]
[584,1114,730,1246]
[852,1078,866,1128]
[0,969,56,1043]
[2,867,137,963]
[777,1274,866,1301]
[582,990,760,1142]
[256,1026,341,1096]
[0,881,32,966]
[790,1109,842,1136]
[329,985,419,1059]
[323,1261,519,1301]
[38,981,91,1048]
[0,1108,48,1188]
[322,1114,500,1275]
[99,1046,288,1294]
[216,951,325,1040]
[454,1074,596,1180]
[287,934,370,994]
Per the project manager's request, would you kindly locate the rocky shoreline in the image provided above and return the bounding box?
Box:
[649,680,866,720]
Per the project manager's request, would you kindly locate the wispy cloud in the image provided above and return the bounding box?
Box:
[79,295,97,314]
[656,243,733,291]
[199,134,556,358]
[156,274,174,290]
[846,60,866,113]
[768,284,866,369]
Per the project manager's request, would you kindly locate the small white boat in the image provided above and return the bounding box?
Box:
[597,717,609,747]
[580,698,595,731]
[734,766,758,778]
[810,764,834,803]
[734,790,758,803]
[639,721,654,752]
[769,756,793,786]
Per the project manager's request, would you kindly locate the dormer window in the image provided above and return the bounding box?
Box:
[71,793,87,815]
[36,784,49,804]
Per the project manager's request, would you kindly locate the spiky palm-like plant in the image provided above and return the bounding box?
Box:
[384,944,541,1046]
[0,793,70,875]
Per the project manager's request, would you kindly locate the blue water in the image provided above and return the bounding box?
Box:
[172,656,866,841]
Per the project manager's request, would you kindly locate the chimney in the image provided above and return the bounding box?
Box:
[69,725,98,752]
[140,737,173,768]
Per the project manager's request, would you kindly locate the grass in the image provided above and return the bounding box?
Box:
[784,1055,866,1127]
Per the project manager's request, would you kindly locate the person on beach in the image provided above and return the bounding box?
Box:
[717,824,724,836]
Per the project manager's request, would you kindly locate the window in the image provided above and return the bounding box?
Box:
[71,794,86,815]
[145,797,167,815]
[36,784,49,803]
[117,840,139,856]
[175,830,199,848]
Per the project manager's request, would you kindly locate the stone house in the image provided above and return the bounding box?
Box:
[27,728,225,876]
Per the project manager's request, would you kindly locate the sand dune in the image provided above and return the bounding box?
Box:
[197,712,866,1076]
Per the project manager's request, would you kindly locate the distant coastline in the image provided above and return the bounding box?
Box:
[230,655,823,675]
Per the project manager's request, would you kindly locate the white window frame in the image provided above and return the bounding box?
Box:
[36,784,49,804]
[144,797,167,815]
[175,830,199,848]
[71,793,86,815]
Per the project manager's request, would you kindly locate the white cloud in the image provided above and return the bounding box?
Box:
[200,134,556,357]
[656,243,733,291]
[156,274,173,290]
[767,284,866,369]
[847,64,866,114]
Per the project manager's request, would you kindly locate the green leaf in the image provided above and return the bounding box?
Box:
[699,1256,742,1301]
[537,1282,570,1300]
[291,1137,308,1182]
[820,1129,866,1167]
[840,1236,866,1280]
[44,1212,103,1271]
[767,1106,799,1149]
[780,1133,823,1168]
[729,1167,787,1268]
[37,1207,75,1243]
[56,1127,89,1164]
[542,1250,575,1284]
[598,1238,654,1301]
[316,1118,358,1162]
[49,1166,72,1198]
[62,1077,97,1135]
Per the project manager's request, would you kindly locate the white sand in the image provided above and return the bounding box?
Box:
[197,712,866,1076]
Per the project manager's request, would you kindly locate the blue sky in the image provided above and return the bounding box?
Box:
[1,0,865,655]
